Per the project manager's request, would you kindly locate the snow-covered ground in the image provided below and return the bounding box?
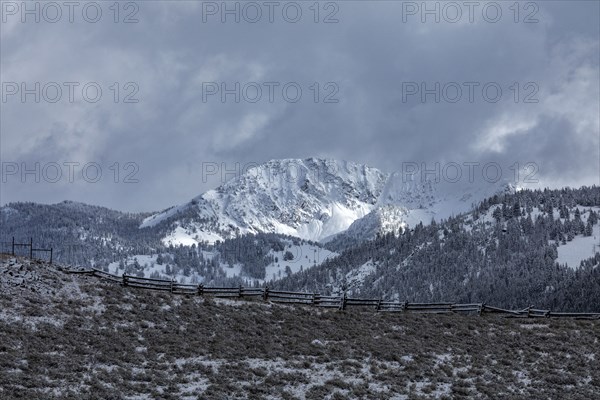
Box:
[554,206,600,269]
[556,224,600,269]
[162,226,223,246]
[263,243,337,283]
[344,260,378,293]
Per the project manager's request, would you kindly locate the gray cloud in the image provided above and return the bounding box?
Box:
[1,1,598,212]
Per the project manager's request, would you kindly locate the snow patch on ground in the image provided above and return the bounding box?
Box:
[519,323,549,330]
[162,226,223,246]
[555,225,600,269]
[344,260,378,293]
[263,243,337,283]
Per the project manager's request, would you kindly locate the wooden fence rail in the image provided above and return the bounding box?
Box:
[4,253,599,320]
[75,271,600,319]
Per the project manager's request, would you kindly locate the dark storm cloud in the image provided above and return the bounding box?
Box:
[1,1,598,212]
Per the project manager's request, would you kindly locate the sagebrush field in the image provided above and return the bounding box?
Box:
[1,255,599,399]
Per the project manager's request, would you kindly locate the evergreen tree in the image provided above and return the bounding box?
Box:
[492,207,503,222]
[584,220,593,236]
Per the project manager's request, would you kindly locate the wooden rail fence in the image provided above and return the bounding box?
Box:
[3,251,597,319]
[76,268,599,319]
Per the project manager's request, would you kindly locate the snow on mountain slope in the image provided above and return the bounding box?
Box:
[345,260,378,291]
[553,206,600,269]
[142,158,388,245]
[339,205,410,241]
[464,204,600,270]
[264,243,337,283]
[332,174,517,243]
[377,172,517,223]
[557,225,600,269]
[142,157,516,246]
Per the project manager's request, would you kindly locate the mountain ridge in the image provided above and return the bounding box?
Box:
[141,158,515,246]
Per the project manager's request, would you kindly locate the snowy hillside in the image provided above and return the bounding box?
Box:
[467,204,600,269]
[552,206,600,269]
[557,224,600,268]
[106,240,337,285]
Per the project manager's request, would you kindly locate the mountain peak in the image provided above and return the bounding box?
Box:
[141,158,387,243]
[141,157,516,246]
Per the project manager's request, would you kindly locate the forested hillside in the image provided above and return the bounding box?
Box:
[274,187,600,312]
[0,201,159,265]
[0,202,332,286]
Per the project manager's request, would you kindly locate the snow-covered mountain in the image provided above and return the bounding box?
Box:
[141,158,386,244]
[142,158,515,246]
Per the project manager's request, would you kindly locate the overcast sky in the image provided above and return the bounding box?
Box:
[1,1,599,212]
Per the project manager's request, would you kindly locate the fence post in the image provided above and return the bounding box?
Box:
[12,237,15,256]
[263,286,269,301]
[376,299,382,311]
[198,284,204,296]
[122,274,128,287]
[29,238,33,258]
[339,292,347,311]
[49,248,53,264]
[238,284,243,298]
[527,305,532,318]
[170,278,174,293]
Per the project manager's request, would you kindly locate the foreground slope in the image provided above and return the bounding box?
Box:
[1,255,599,400]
